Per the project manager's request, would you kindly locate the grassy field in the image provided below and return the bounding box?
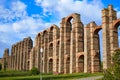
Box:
[0,70,103,80]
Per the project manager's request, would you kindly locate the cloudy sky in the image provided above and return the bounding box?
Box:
[0,0,120,58]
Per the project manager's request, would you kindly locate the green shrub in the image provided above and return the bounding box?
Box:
[103,49,120,80]
[30,67,39,75]
[0,63,2,71]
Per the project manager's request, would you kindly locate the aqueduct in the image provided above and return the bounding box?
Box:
[0,5,120,74]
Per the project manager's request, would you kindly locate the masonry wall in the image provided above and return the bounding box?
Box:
[2,37,33,71]
[1,5,120,74]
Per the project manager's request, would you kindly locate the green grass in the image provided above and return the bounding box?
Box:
[0,71,103,80]
[0,70,31,77]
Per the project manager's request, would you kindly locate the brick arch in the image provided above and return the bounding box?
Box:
[49,24,59,31]
[27,61,30,70]
[49,24,60,41]
[64,13,80,32]
[43,30,48,40]
[93,26,102,34]
[65,13,80,23]
[43,30,48,35]
[56,40,60,56]
[78,55,84,72]
[49,26,54,42]
[112,18,120,48]
[38,33,41,37]
[35,33,41,46]
[92,26,101,72]
[113,18,120,29]
[49,43,53,57]
[56,58,59,73]
[48,59,53,73]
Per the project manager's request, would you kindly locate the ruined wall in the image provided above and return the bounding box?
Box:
[102,5,117,69]
[30,24,60,73]
[84,22,101,73]
[1,5,120,74]
[2,37,33,71]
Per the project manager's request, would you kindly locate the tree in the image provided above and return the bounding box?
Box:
[0,63,2,71]
[103,49,120,80]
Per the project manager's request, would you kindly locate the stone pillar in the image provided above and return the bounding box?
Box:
[3,48,9,70]
[37,34,41,71]
[64,20,71,74]
[84,26,91,73]
[11,45,14,70]
[102,7,111,69]
[108,5,117,63]
[70,27,75,73]
[70,13,84,73]
[59,18,65,74]
[15,45,17,70]
[42,31,48,73]
[17,43,20,70]
[13,45,15,70]
[40,33,43,73]
[75,15,84,73]
[19,42,22,70]
[53,27,58,74]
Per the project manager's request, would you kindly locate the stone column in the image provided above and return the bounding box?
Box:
[59,18,65,74]
[84,25,91,73]
[64,20,71,74]
[108,5,117,63]
[19,42,22,70]
[53,29,58,74]
[102,8,111,69]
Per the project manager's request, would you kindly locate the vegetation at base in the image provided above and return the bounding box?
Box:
[0,72,102,80]
[102,49,120,80]
[30,67,39,75]
[0,70,31,77]
[0,63,2,71]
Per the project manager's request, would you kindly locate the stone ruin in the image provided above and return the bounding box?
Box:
[0,5,120,74]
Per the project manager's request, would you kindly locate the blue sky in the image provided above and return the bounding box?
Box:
[0,0,120,58]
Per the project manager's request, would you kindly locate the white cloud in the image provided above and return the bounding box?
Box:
[0,1,27,23]
[35,0,103,24]
[12,1,26,11]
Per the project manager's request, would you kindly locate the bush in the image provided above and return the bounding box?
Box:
[103,49,120,80]
[30,67,39,75]
[0,63,2,71]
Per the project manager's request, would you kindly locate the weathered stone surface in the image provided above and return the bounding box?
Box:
[1,5,120,74]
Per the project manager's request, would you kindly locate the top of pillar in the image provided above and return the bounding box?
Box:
[108,4,113,10]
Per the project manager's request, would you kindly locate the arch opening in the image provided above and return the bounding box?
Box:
[118,26,120,47]
[43,31,48,43]
[66,57,70,73]
[78,55,84,72]
[49,59,53,73]
[56,41,59,56]
[56,59,59,73]
[93,28,102,72]
[67,17,74,31]
[114,24,120,48]
[49,43,53,57]
[49,27,54,42]
[27,61,30,70]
